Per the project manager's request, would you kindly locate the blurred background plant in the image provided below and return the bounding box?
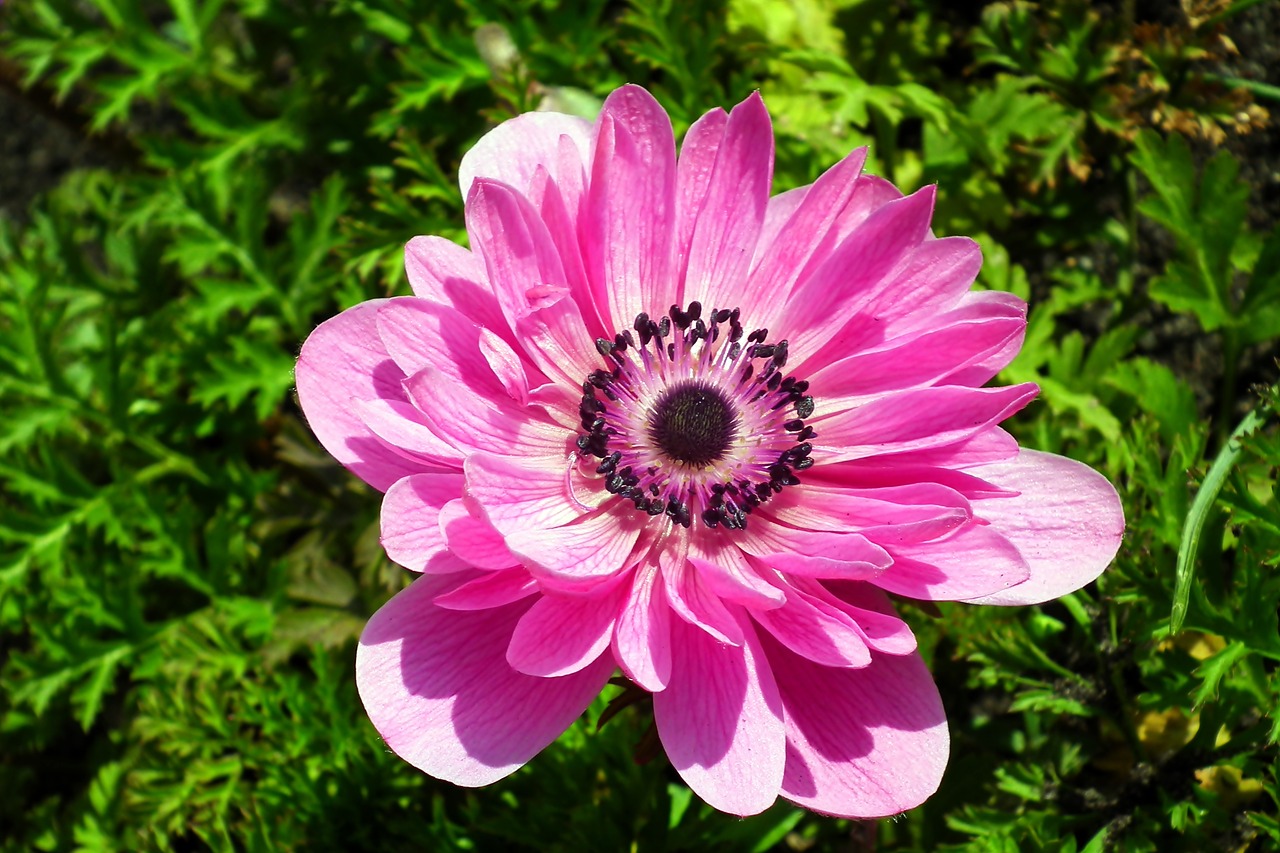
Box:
[1,0,1277,850]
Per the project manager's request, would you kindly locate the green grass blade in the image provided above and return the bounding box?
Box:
[1171,406,1268,634]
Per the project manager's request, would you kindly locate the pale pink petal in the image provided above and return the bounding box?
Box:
[464,452,586,535]
[375,297,524,395]
[761,483,970,544]
[433,568,538,610]
[507,582,627,677]
[526,165,604,340]
[295,300,433,491]
[751,184,808,266]
[763,634,949,818]
[403,236,510,339]
[356,574,614,786]
[963,449,1125,605]
[683,92,774,311]
[654,615,786,816]
[458,110,593,203]
[438,499,515,570]
[613,562,673,692]
[381,474,469,574]
[813,461,1016,500]
[816,384,1039,463]
[874,522,1031,601]
[505,508,642,591]
[585,86,678,327]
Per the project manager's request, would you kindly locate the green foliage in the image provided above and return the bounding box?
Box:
[1,0,1277,851]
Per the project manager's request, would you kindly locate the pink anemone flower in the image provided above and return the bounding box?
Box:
[295,85,1124,818]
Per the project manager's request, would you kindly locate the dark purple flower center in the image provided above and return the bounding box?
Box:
[647,381,738,466]
[574,301,818,532]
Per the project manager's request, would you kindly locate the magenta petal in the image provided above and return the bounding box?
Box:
[356,574,614,786]
[296,300,434,491]
[688,538,785,609]
[433,568,538,610]
[613,563,673,692]
[381,474,469,573]
[507,583,626,677]
[683,92,774,311]
[654,615,786,816]
[801,581,918,656]
[963,449,1125,605]
[353,397,463,466]
[585,85,678,327]
[662,549,745,645]
[737,523,891,580]
[764,634,949,818]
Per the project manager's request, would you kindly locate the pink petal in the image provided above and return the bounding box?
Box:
[654,615,786,817]
[742,147,868,334]
[751,582,872,668]
[381,474,469,573]
[800,580,918,656]
[526,165,604,341]
[674,106,728,287]
[783,185,938,364]
[403,237,510,339]
[809,300,1027,402]
[433,568,538,610]
[816,384,1039,463]
[356,573,614,786]
[874,522,1031,601]
[763,634,949,818]
[661,548,744,645]
[465,178,601,387]
[683,92,774,311]
[296,299,433,491]
[505,508,641,592]
[507,583,627,677]
[585,86,678,328]
[688,537,785,609]
[736,524,891,581]
[402,366,566,457]
[613,562,673,692]
[438,499,515,570]
[761,483,970,545]
[458,110,593,204]
[375,297,522,396]
[963,449,1124,605]
[464,452,586,535]
[353,397,463,466]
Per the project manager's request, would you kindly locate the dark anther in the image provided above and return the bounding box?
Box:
[795,458,815,470]
[798,426,816,441]
[740,363,754,384]
[767,372,783,391]
[795,396,815,418]
[595,337,614,356]
[791,380,810,395]
[728,342,741,361]
[772,341,789,367]
[702,509,721,528]
[686,301,702,322]
[754,344,776,359]
[784,419,805,431]
[633,312,650,333]
[658,316,671,337]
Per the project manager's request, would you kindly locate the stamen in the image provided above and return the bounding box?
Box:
[573,302,819,531]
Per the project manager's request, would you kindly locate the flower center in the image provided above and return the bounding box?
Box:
[647,381,738,466]
[574,301,817,531]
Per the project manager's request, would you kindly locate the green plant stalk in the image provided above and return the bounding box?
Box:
[1171,404,1268,634]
